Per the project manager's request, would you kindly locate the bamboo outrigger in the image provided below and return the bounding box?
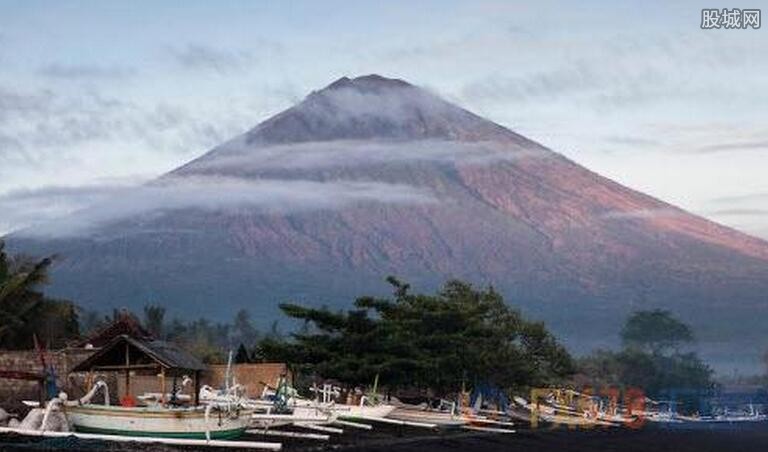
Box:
[59,335,271,445]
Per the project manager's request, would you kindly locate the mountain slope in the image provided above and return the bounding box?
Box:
[9,75,768,372]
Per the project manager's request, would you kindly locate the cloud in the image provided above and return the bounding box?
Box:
[184,139,550,175]
[603,135,661,148]
[709,192,768,204]
[291,80,461,127]
[708,208,768,217]
[38,63,137,80]
[0,180,140,236]
[0,133,24,154]
[462,62,600,104]
[462,61,693,112]
[170,44,258,73]
[0,86,245,169]
[506,25,534,37]
[0,87,55,122]
[458,29,764,114]
[5,176,435,238]
[695,140,768,153]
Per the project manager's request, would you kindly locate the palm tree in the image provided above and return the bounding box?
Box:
[0,240,77,349]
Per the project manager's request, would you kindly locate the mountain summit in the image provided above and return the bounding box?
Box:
[10,75,768,372]
[238,74,522,144]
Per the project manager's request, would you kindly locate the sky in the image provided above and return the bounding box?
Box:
[1,0,767,238]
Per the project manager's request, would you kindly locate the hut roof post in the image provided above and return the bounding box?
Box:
[124,340,131,400]
[193,370,200,406]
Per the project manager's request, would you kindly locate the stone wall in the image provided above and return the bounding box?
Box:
[0,348,94,409]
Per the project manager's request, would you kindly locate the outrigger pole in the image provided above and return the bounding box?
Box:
[0,427,282,450]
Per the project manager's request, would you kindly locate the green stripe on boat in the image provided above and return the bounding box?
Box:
[74,426,247,440]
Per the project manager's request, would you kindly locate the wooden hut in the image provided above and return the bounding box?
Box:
[71,334,207,405]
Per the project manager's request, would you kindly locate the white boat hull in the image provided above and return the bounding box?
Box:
[66,404,252,439]
[333,404,396,419]
[388,407,466,427]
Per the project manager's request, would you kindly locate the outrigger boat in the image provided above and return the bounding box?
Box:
[2,380,275,450]
[387,404,466,428]
[302,383,397,420]
[512,395,619,427]
[245,380,396,423]
[66,399,252,439]
[680,403,768,423]
[199,383,337,428]
[60,335,263,444]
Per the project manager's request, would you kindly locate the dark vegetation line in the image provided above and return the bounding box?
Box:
[3,240,766,405]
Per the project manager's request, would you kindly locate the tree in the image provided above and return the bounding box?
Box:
[0,240,79,349]
[259,277,574,394]
[579,309,713,410]
[167,318,230,363]
[143,304,166,338]
[79,308,110,336]
[232,309,259,348]
[621,309,693,354]
[234,343,251,363]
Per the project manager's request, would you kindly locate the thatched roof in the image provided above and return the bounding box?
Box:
[71,334,206,373]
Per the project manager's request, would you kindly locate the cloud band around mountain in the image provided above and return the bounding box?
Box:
[4,176,436,239]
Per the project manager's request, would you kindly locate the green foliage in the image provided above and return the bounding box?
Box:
[259,277,574,393]
[0,240,80,349]
[234,343,251,363]
[579,310,713,406]
[132,306,262,364]
[620,350,712,396]
[35,298,80,348]
[78,308,110,336]
[621,309,693,354]
[164,317,230,363]
[575,349,624,389]
[143,304,166,338]
[579,349,712,394]
[232,309,260,348]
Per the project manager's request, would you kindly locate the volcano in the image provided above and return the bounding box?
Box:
[9,75,768,371]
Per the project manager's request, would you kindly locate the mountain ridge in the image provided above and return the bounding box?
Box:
[8,74,768,372]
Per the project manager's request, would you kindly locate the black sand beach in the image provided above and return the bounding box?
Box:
[2,422,768,452]
[341,423,768,452]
